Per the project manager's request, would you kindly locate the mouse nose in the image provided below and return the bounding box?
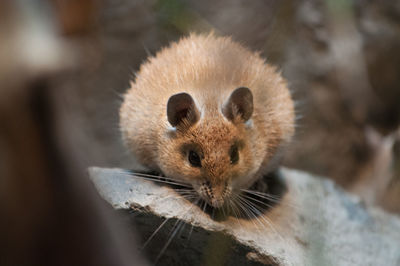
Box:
[210,197,224,208]
[202,181,228,208]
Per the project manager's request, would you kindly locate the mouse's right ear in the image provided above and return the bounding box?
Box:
[222,87,253,123]
[167,92,200,128]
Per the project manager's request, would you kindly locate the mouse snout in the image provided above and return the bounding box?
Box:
[199,181,231,208]
[209,196,225,208]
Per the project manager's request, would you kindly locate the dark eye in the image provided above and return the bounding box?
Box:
[188,150,201,167]
[230,145,239,164]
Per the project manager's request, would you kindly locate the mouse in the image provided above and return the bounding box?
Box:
[120,33,295,208]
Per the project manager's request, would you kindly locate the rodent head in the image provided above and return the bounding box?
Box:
[120,35,295,209]
[159,87,256,208]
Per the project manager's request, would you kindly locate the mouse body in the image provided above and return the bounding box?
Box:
[120,33,295,208]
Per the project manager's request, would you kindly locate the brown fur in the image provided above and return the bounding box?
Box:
[120,33,295,207]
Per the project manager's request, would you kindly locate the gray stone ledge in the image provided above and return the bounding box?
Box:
[88,167,400,266]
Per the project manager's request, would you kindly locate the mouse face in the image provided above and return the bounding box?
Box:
[159,87,257,208]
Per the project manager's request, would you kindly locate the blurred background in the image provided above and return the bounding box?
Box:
[1,0,399,265]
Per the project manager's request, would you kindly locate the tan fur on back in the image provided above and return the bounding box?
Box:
[120,33,295,201]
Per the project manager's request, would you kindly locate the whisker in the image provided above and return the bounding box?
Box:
[228,198,244,231]
[155,219,184,264]
[172,191,197,197]
[233,197,255,225]
[186,223,195,245]
[238,196,275,230]
[236,196,268,232]
[140,193,198,252]
[233,196,262,231]
[154,198,199,263]
[126,171,181,182]
[141,218,170,251]
[202,201,208,213]
[241,189,299,210]
[174,193,197,197]
[186,197,200,244]
[162,196,197,202]
[221,203,227,217]
[240,194,275,210]
[240,189,282,200]
[173,188,196,192]
[172,190,196,195]
[238,195,288,245]
[162,194,198,202]
[126,174,192,188]
[116,170,193,188]
[231,196,248,218]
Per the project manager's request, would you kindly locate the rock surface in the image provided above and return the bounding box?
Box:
[88,167,400,266]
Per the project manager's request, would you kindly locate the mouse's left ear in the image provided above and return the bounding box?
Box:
[222,87,253,122]
[167,92,200,128]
